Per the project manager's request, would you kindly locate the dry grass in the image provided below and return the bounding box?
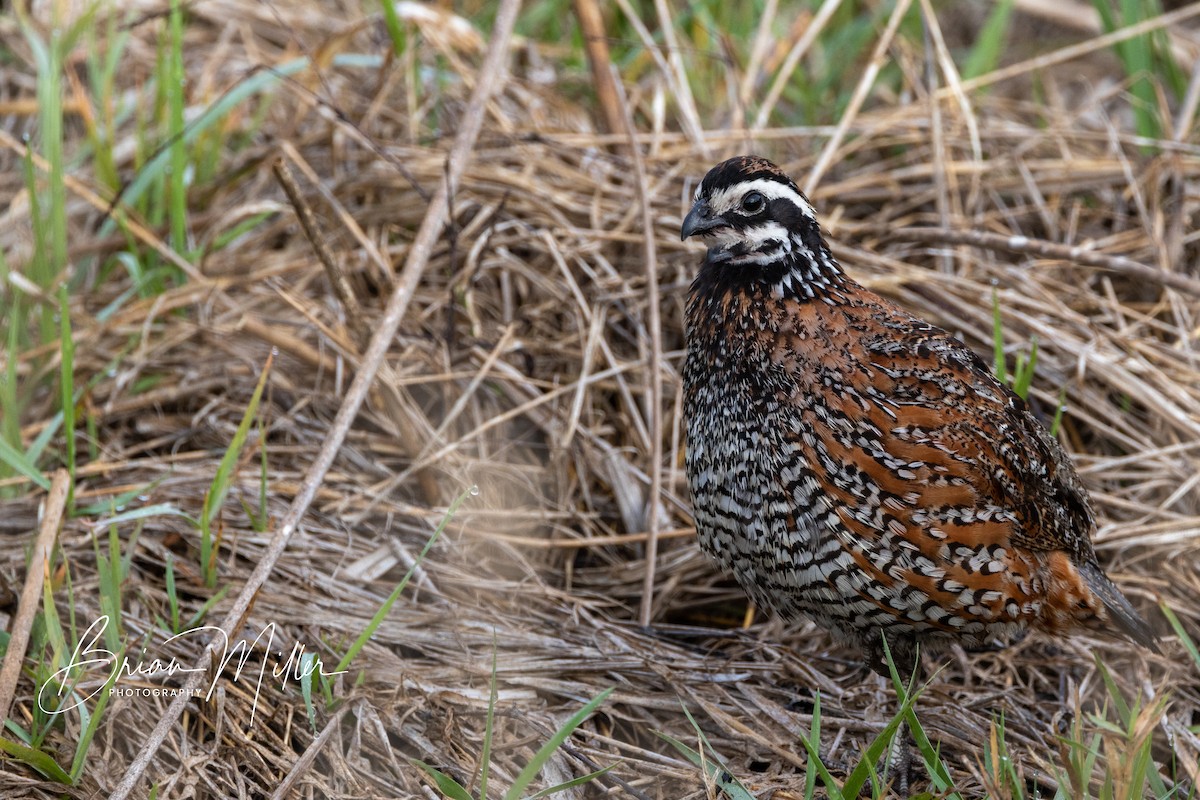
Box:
[1,1,1199,798]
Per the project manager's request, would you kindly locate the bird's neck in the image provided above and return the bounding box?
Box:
[693,230,852,306]
[768,242,851,302]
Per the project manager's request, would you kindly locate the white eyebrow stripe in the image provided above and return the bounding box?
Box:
[707,178,817,219]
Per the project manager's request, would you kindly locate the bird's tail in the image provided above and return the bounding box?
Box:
[1079,561,1160,653]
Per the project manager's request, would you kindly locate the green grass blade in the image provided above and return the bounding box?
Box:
[0,437,51,490]
[411,760,474,800]
[200,350,273,586]
[962,0,1016,81]
[92,524,123,651]
[25,408,63,468]
[335,485,475,673]
[1093,657,1132,726]
[166,0,188,261]
[74,479,164,516]
[58,287,75,510]
[299,652,318,731]
[25,18,67,295]
[841,712,905,797]
[165,555,180,632]
[183,584,229,630]
[526,764,619,798]
[0,737,72,784]
[991,287,1006,383]
[653,729,757,800]
[874,637,959,796]
[1012,336,1037,399]
[796,727,847,800]
[480,640,498,799]
[94,503,198,529]
[378,0,406,56]
[1050,386,1067,437]
[68,645,122,782]
[805,691,820,798]
[503,686,614,800]
[1159,601,1199,670]
[1,286,23,482]
[113,59,309,219]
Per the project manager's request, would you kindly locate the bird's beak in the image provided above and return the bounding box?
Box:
[680,201,727,241]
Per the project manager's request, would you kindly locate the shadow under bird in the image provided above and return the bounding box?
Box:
[679,154,1159,783]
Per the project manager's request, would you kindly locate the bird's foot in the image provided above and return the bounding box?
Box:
[883,726,920,798]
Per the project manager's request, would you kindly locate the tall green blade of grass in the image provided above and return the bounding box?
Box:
[0,252,23,484]
[961,0,1016,82]
[113,58,309,219]
[655,703,757,800]
[1011,337,1038,400]
[58,288,76,511]
[502,686,614,800]
[1159,601,1199,671]
[0,737,72,784]
[878,638,959,798]
[479,642,498,800]
[335,484,475,673]
[991,288,1007,383]
[410,762,473,800]
[795,693,849,800]
[379,0,407,56]
[166,0,189,266]
[0,437,52,491]
[93,523,125,652]
[200,351,273,586]
[1093,0,1183,142]
[1050,386,1067,437]
[164,554,180,633]
[84,10,129,192]
[25,21,66,295]
[68,644,121,783]
[982,714,1025,799]
[32,556,69,750]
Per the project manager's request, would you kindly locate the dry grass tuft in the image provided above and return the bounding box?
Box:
[1,2,1198,798]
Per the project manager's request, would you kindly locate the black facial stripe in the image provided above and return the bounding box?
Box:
[701,161,798,196]
[759,197,821,253]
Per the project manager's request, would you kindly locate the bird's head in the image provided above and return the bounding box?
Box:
[682,156,840,291]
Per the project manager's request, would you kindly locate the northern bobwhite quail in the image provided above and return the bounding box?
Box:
[680,156,1158,736]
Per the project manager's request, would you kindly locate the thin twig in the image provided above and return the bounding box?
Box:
[803,0,915,196]
[0,469,70,728]
[610,0,707,154]
[752,0,844,132]
[738,0,779,115]
[922,7,951,275]
[953,3,1200,96]
[886,227,1200,296]
[268,701,357,800]
[272,157,371,349]
[104,2,523,796]
[572,0,625,142]
[652,0,708,158]
[610,67,664,629]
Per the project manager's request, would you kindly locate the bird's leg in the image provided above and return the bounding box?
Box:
[872,634,922,796]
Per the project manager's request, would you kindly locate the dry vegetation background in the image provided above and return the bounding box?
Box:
[1,0,1200,798]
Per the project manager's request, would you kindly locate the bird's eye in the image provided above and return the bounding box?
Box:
[742,192,765,213]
